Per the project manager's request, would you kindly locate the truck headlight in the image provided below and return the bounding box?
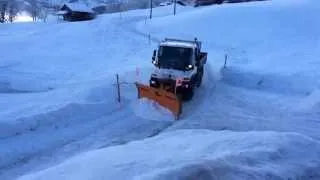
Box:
[186,64,194,70]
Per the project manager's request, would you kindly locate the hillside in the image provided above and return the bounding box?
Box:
[0,0,320,179]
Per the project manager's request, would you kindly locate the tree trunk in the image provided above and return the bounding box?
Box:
[9,6,13,22]
[0,3,6,23]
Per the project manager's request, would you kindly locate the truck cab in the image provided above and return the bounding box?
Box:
[150,38,207,100]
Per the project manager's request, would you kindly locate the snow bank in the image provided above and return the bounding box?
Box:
[271,0,313,6]
[0,71,54,93]
[18,130,320,180]
[131,98,174,121]
[296,89,320,112]
[220,67,313,96]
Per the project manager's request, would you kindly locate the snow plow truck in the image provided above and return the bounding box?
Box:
[135,38,207,119]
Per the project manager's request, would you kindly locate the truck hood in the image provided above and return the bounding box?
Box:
[152,67,197,80]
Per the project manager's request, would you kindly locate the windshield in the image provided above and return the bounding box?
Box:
[157,46,193,70]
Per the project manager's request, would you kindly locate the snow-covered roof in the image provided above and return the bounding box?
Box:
[56,10,67,15]
[62,3,94,13]
[160,40,197,48]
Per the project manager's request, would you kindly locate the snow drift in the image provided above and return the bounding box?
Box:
[18,130,320,180]
[132,98,174,122]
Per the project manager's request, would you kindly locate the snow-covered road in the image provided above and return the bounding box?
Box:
[1,6,213,179]
[0,11,173,179]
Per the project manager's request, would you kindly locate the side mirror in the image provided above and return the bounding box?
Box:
[152,50,157,65]
[152,50,157,60]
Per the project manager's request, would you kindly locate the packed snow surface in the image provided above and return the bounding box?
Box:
[0,0,320,179]
[132,98,173,122]
[18,130,320,180]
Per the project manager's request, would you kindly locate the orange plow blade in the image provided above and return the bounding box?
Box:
[135,82,182,120]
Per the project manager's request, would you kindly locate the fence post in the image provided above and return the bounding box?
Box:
[136,67,141,82]
[148,33,151,44]
[224,54,228,68]
[116,74,121,103]
[149,0,153,19]
[173,0,177,16]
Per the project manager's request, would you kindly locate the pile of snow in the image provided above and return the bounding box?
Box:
[296,89,320,112]
[0,71,54,93]
[131,98,174,121]
[18,130,320,180]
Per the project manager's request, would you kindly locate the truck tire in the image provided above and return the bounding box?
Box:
[182,86,194,101]
[216,0,224,4]
[196,67,204,88]
[197,76,202,88]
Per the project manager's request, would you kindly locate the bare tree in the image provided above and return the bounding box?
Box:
[8,0,19,23]
[0,1,7,23]
[8,4,13,22]
[39,8,48,22]
[25,0,41,21]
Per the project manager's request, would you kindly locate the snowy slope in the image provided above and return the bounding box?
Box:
[137,0,320,138]
[0,5,193,179]
[18,130,320,180]
[0,0,320,179]
[0,11,162,180]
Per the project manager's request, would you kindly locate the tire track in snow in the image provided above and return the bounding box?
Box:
[182,62,218,118]
[0,100,170,180]
[112,14,221,130]
[113,15,161,44]
[0,15,172,178]
[0,103,119,171]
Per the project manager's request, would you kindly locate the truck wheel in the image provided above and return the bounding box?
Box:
[182,87,194,101]
[197,76,203,88]
[216,0,224,4]
[196,67,204,88]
